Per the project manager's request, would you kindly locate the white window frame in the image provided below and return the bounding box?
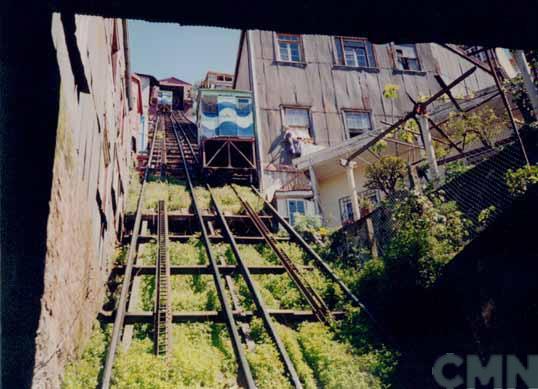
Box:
[281,106,314,141]
[342,110,373,139]
[287,199,306,225]
[333,37,377,68]
[393,43,421,71]
[274,33,305,63]
[339,196,354,224]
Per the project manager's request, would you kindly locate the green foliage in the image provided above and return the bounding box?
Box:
[62,323,109,389]
[274,323,317,389]
[365,156,407,196]
[143,177,191,212]
[444,107,507,148]
[194,185,264,213]
[505,165,538,196]
[369,139,388,155]
[504,56,538,122]
[112,324,237,388]
[293,214,332,244]
[444,160,473,182]
[384,192,469,287]
[382,84,400,100]
[478,205,497,226]
[297,323,383,389]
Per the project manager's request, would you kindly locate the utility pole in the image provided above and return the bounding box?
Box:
[512,50,538,119]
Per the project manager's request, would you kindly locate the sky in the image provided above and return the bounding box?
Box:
[128,21,241,84]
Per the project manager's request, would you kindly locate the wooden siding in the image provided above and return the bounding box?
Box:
[234,30,496,187]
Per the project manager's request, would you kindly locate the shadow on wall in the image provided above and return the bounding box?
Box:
[0,7,61,389]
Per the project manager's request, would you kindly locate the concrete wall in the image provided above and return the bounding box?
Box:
[31,14,133,388]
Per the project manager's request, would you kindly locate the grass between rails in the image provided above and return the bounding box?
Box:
[65,180,398,388]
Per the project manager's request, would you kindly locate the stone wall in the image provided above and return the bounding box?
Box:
[31,14,133,388]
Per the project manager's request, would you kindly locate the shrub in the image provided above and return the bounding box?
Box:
[384,192,469,287]
[478,205,497,227]
[444,160,473,182]
[505,165,538,196]
[365,156,407,196]
[443,107,507,148]
[297,323,383,389]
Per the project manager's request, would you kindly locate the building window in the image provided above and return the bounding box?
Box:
[394,44,421,71]
[334,37,376,68]
[202,95,217,114]
[288,199,306,225]
[339,196,354,224]
[461,45,488,63]
[344,111,372,138]
[359,189,380,206]
[277,34,304,63]
[236,98,251,115]
[283,107,312,139]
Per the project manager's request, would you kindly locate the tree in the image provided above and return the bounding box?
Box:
[444,106,507,148]
[365,156,407,196]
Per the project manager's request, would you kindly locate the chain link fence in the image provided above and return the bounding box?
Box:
[334,125,537,262]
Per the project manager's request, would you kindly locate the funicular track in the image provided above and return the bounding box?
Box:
[101,110,374,389]
[154,200,171,356]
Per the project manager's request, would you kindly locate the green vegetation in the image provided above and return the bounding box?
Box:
[66,178,402,388]
[112,324,237,388]
[365,156,407,196]
[143,177,191,212]
[505,164,538,196]
[478,205,497,226]
[444,160,474,182]
[62,323,110,389]
[194,184,264,213]
[297,323,384,388]
[443,107,507,148]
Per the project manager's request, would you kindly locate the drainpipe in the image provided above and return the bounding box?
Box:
[247,30,265,191]
[122,19,133,111]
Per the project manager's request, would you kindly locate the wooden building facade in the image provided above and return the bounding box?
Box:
[234,30,496,225]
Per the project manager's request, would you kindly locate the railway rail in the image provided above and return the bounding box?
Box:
[100,109,372,389]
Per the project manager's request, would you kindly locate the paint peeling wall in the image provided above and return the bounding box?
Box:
[31,14,133,388]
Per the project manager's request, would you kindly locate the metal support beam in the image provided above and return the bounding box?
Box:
[124,264,314,275]
[120,309,347,324]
